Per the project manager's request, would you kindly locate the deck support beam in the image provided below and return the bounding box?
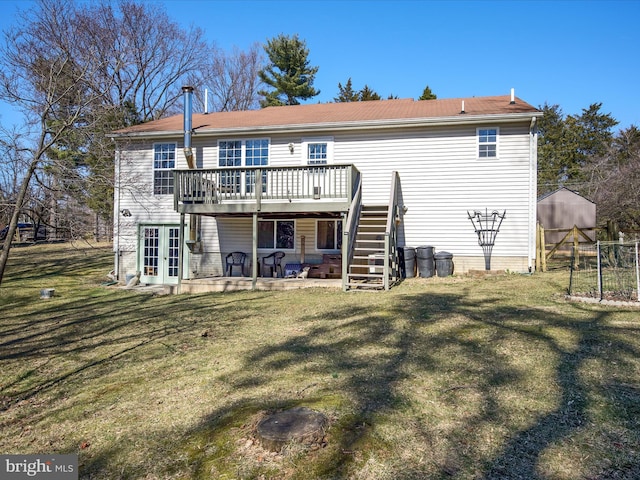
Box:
[252,212,258,290]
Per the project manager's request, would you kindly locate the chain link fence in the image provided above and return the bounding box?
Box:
[569,241,640,302]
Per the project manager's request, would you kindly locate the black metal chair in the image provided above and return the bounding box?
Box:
[225,251,247,276]
[261,251,285,277]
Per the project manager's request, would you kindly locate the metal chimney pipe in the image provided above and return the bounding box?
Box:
[182,85,195,168]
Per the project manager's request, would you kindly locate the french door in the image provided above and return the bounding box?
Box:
[140,225,180,285]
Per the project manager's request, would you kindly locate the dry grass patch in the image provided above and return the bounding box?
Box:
[1,243,640,479]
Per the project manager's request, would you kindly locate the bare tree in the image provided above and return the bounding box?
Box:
[586,126,640,230]
[76,0,209,121]
[197,43,265,112]
[0,0,114,284]
[65,0,210,228]
[0,128,24,228]
[0,0,269,283]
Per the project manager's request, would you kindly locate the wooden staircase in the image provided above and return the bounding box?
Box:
[346,205,390,290]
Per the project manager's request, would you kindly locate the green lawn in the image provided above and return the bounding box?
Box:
[1,243,639,479]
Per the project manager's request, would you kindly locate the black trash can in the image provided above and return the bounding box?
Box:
[416,245,435,278]
[400,246,416,278]
[434,251,454,277]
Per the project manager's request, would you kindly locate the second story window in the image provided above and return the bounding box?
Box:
[302,137,333,166]
[153,143,176,195]
[478,128,498,158]
[219,140,242,192]
[308,143,327,165]
[218,139,270,194]
[245,139,269,193]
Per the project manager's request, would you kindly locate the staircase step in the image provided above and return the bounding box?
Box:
[345,284,384,290]
[347,273,384,279]
[346,204,397,291]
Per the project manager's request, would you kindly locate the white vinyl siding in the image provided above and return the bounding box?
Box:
[115,119,536,277]
[116,141,183,228]
[330,124,532,260]
[204,126,532,262]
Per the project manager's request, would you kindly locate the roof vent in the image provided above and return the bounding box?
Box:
[510,88,516,104]
[460,100,465,114]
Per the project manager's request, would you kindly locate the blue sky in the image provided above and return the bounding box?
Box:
[1,0,639,130]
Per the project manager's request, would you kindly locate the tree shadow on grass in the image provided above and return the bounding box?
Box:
[4,272,639,479]
[164,291,640,479]
[469,304,640,480]
[0,289,272,414]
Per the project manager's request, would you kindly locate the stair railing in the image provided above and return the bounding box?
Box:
[384,171,401,290]
[342,170,362,291]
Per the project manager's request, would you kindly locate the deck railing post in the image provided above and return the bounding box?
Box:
[256,167,262,211]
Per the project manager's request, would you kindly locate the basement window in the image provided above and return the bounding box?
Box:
[258,220,295,250]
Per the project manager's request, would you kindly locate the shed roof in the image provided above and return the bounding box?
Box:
[537,187,596,204]
[112,94,541,137]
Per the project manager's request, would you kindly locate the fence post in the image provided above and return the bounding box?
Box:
[569,245,575,295]
[636,241,639,302]
[573,225,580,267]
[536,223,541,272]
[597,240,603,301]
[537,223,547,272]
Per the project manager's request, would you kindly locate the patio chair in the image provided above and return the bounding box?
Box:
[225,251,247,276]
[262,251,285,277]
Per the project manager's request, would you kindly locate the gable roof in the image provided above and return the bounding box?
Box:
[112,94,542,138]
[537,187,596,204]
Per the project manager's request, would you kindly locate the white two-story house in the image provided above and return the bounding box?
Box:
[110,88,542,292]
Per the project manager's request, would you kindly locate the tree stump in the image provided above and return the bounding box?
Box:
[256,407,328,452]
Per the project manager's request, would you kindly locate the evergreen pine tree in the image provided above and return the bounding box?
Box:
[419,85,437,100]
[258,34,320,107]
[334,78,359,102]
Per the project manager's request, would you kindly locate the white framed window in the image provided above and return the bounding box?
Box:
[218,139,270,193]
[477,127,499,158]
[245,139,269,193]
[257,219,295,250]
[316,219,342,251]
[218,140,242,192]
[153,143,176,195]
[302,137,334,165]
